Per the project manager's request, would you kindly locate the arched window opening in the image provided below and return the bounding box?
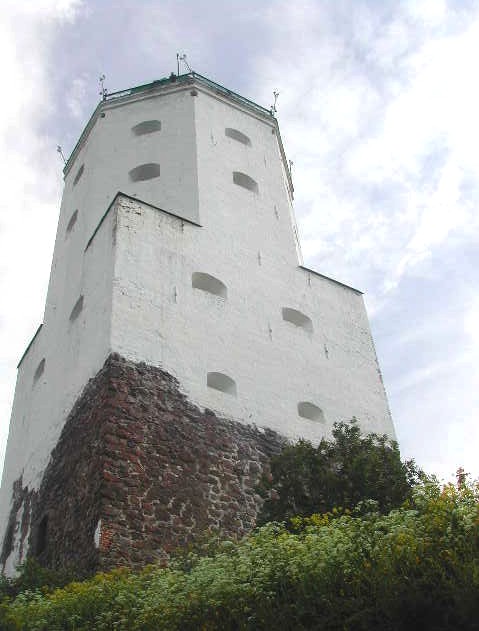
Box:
[33,358,45,383]
[35,515,48,556]
[69,295,84,322]
[233,171,258,193]
[298,402,325,422]
[129,163,161,182]
[225,128,251,146]
[132,120,162,136]
[282,307,313,333]
[73,164,84,186]
[192,272,227,298]
[207,372,237,396]
[66,210,78,235]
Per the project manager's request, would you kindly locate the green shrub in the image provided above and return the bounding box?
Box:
[0,558,81,601]
[1,479,478,630]
[257,419,423,524]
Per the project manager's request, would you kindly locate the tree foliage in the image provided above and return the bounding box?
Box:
[257,420,422,524]
[0,479,478,630]
[0,558,80,601]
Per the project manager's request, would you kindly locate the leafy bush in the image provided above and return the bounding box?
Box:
[257,420,422,524]
[0,558,81,601]
[1,479,478,630]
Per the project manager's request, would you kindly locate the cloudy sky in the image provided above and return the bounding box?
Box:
[1,0,478,482]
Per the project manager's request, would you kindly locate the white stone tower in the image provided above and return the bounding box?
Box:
[0,73,394,575]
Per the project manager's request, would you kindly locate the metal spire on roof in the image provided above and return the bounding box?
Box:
[270,90,279,115]
[99,74,108,100]
[177,53,192,73]
[56,145,66,164]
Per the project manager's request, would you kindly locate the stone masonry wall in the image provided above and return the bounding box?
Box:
[28,360,111,575]
[6,354,284,575]
[0,477,35,572]
[95,354,285,569]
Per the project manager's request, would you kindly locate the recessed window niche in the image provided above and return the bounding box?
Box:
[35,515,48,556]
[225,128,251,146]
[207,372,237,396]
[69,295,84,322]
[233,171,258,193]
[298,402,325,422]
[282,307,313,333]
[73,164,84,186]
[66,209,78,235]
[33,358,45,384]
[129,163,161,182]
[132,120,161,136]
[192,272,227,298]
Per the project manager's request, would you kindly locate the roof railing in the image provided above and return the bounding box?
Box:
[105,72,274,118]
[64,72,277,176]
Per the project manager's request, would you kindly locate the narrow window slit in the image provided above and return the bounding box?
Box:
[207,372,237,396]
[192,273,227,298]
[33,358,45,384]
[66,210,78,235]
[282,308,313,333]
[225,128,251,146]
[298,402,325,422]
[35,515,48,556]
[132,120,161,136]
[233,172,258,193]
[69,295,84,322]
[129,163,161,182]
[73,164,84,186]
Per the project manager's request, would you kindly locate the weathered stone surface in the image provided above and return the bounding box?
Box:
[10,354,284,574]
[0,477,35,570]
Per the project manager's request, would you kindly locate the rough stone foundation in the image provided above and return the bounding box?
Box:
[0,477,35,570]
[3,354,284,575]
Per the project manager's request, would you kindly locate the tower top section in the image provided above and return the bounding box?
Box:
[64,72,293,198]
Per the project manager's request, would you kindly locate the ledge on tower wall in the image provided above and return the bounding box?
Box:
[2,354,285,575]
[299,265,363,295]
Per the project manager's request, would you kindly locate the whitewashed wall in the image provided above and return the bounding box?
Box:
[112,197,393,443]
[111,81,393,442]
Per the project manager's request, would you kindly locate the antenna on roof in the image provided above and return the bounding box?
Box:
[57,145,66,165]
[178,53,192,73]
[99,74,108,100]
[270,90,279,115]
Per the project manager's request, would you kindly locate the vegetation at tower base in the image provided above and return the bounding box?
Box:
[0,478,478,630]
[257,420,423,525]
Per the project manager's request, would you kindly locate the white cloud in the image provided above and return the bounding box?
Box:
[0,0,83,469]
[252,1,479,296]
[390,353,471,395]
[4,0,82,19]
[464,298,479,349]
[248,0,479,478]
[66,75,89,120]
[405,0,447,26]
